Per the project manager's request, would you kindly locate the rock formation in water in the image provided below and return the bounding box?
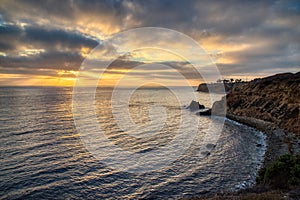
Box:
[187,100,205,111]
[212,72,300,135]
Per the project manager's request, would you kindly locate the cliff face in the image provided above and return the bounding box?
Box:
[213,72,300,135]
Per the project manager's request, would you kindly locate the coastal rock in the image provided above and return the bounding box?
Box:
[187,100,205,111]
[212,72,300,135]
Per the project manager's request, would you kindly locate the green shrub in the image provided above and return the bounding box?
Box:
[256,154,300,189]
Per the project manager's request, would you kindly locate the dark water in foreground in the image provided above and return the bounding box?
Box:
[0,87,266,199]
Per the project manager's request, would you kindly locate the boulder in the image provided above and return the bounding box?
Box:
[187,100,205,111]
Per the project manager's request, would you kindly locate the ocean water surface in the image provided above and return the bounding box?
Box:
[0,87,266,199]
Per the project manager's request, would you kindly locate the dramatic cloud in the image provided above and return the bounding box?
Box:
[0,0,299,86]
[22,26,98,49]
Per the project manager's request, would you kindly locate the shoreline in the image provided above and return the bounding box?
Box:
[190,114,300,199]
[226,114,300,168]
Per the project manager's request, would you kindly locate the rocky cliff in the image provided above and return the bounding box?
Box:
[213,72,300,135]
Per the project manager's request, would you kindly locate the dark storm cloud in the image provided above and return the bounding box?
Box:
[2,0,299,37]
[0,23,101,75]
[105,58,204,81]
[107,56,199,78]
[0,0,299,82]
[0,23,22,36]
[0,51,84,71]
[0,23,99,51]
[130,0,198,27]
[124,0,274,36]
[23,26,98,49]
[0,42,14,51]
[0,0,127,33]
[0,24,23,51]
[18,0,124,18]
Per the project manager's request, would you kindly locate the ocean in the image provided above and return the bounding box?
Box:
[0,86,266,199]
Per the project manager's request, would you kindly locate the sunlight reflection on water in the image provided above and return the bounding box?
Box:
[0,87,266,199]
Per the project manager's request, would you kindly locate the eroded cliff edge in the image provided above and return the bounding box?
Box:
[213,72,300,136]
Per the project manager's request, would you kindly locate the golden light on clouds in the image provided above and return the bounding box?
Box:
[216,56,237,64]
[18,49,45,57]
[0,73,75,86]
[80,47,92,57]
[57,70,78,77]
[198,35,253,65]
[1,1,298,87]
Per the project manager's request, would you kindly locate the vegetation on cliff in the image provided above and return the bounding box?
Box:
[256,153,300,189]
[197,79,245,93]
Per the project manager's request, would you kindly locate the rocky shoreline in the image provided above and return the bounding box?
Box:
[226,114,300,168]
[212,72,300,165]
[191,72,300,199]
[187,112,300,199]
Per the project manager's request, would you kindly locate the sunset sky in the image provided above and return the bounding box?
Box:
[0,0,299,86]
